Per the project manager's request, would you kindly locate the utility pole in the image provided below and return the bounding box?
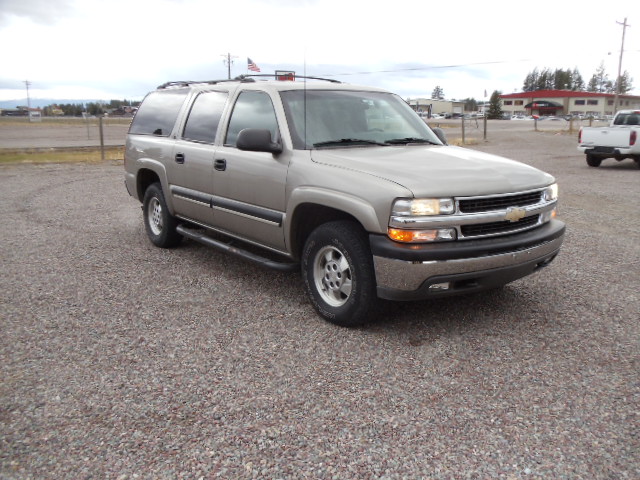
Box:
[24,80,32,121]
[613,17,629,113]
[221,53,238,80]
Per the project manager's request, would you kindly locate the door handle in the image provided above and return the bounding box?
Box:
[214,158,226,171]
[175,153,185,164]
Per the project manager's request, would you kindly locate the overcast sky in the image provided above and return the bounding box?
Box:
[0,0,638,105]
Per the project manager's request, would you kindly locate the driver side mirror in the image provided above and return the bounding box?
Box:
[432,127,448,145]
[236,128,283,154]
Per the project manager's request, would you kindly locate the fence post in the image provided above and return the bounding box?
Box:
[483,115,487,140]
[461,115,465,144]
[99,116,105,162]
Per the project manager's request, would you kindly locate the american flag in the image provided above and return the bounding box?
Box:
[247,58,260,72]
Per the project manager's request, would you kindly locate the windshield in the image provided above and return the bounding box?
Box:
[280,90,443,149]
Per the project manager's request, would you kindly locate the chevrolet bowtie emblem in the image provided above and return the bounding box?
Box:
[505,207,527,222]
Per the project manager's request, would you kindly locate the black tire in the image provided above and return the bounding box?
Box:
[301,220,377,327]
[142,182,182,248]
[586,154,602,167]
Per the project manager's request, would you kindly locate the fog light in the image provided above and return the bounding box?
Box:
[541,208,558,223]
[429,282,450,291]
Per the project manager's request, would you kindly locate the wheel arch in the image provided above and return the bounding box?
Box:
[286,188,383,260]
[134,161,175,212]
[136,168,161,200]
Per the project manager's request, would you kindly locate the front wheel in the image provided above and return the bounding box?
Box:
[142,182,182,248]
[302,221,377,327]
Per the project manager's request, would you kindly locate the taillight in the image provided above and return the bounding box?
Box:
[631,130,637,146]
[578,128,582,143]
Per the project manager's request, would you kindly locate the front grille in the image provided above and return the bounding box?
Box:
[461,214,540,237]
[459,191,542,213]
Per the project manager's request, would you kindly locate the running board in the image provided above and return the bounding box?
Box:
[176,225,299,272]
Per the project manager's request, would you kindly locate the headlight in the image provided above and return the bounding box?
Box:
[543,183,558,202]
[392,198,455,216]
[389,198,456,243]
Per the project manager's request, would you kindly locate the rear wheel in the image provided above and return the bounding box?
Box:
[302,221,377,327]
[586,154,602,167]
[142,182,182,248]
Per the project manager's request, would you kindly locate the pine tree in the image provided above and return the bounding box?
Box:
[588,62,613,93]
[571,68,585,90]
[523,68,539,92]
[432,86,444,100]
[613,71,634,94]
[487,91,503,119]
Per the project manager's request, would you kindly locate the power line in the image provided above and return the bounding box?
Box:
[319,59,533,77]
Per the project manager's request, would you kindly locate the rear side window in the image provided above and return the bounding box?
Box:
[613,113,640,125]
[182,91,228,144]
[129,89,188,136]
[225,91,278,147]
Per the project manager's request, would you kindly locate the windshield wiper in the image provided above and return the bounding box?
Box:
[384,137,440,145]
[313,138,388,148]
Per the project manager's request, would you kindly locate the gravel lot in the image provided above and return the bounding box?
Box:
[1,124,638,479]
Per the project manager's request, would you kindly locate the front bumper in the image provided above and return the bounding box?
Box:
[371,219,565,301]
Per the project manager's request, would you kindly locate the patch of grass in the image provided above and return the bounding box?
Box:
[448,138,481,146]
[0,147,124,165]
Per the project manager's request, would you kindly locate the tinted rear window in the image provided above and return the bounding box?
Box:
[613,113,640,126]
[129,89,188,136]
[182,91,228,144]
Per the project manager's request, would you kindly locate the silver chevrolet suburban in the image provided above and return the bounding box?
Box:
[124,76,565,326]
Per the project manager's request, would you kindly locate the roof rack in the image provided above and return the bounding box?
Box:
[157,76,257,89]
[157,74,341,89]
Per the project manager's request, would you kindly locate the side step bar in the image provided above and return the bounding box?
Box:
[176,225,299,272]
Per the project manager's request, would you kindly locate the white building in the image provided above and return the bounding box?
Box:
[500,90,640,118]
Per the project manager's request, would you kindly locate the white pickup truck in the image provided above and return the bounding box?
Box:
[578,110,640,168]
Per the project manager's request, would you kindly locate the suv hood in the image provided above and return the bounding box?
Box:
[311,145,554,196]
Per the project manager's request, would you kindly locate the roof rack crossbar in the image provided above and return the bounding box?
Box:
[157,76,257,89]
[157,74,340,90]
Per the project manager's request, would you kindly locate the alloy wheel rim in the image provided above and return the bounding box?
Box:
[313,246,353,307]
[148,197,163,236]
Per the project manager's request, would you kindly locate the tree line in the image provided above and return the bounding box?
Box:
[40,99,140,116]
[426,64,634,121]
[522,63,633,94]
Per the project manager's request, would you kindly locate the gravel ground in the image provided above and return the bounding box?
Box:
[1,126,638,479]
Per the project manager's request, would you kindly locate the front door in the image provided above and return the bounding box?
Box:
[211,90,290,251]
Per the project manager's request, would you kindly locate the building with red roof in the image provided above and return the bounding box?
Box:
[500,90,640,118]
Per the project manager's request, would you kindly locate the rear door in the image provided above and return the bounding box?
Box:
[170,90,229,224]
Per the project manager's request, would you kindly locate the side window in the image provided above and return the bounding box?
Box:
[182,91,228,144]
[129,89,188,136]
[225,91,278,147]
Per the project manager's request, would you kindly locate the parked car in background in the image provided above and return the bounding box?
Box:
[578,110,640,168]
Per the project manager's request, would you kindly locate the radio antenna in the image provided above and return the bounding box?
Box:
[304,48,307,149]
